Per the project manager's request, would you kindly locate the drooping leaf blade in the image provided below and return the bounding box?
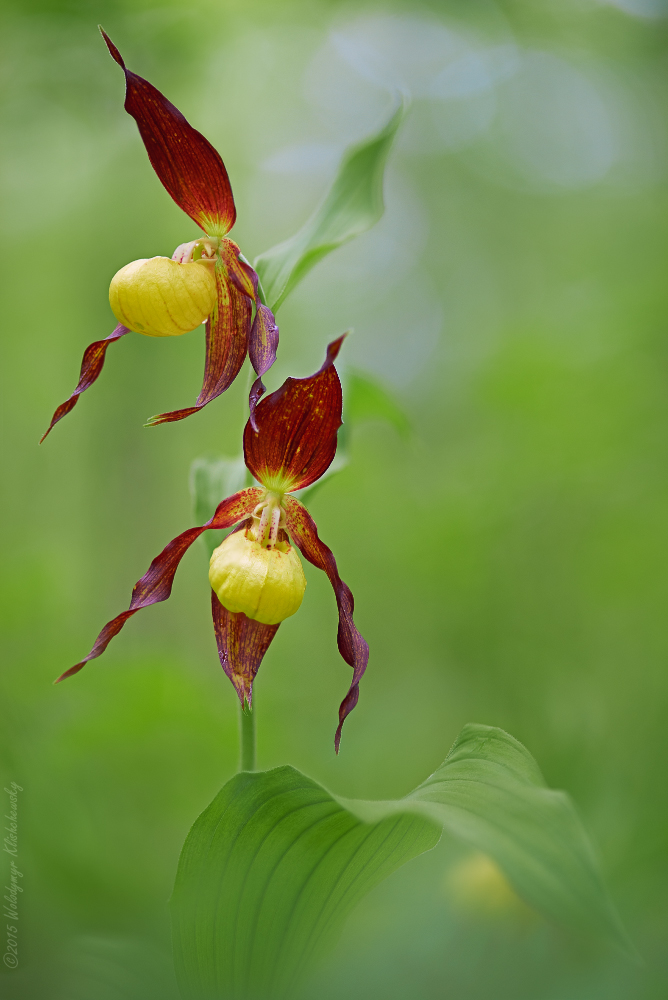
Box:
[337,725,630,950]
[254,102,405,312]
[171,725,631,1000]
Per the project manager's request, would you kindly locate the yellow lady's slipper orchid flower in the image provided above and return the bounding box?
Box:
[56,337,367,753]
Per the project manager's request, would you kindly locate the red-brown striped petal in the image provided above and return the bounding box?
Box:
[211,592,279,707]
[283,495,368,753]
[217,238,279,408]
[217,239,279,424]
[101,29,236,235]
[218,239,257,300]
[40,324,130,443]
[145,262,251,426]
[55,488,262,683]
[243,336,345,491]
[217,241,279,390]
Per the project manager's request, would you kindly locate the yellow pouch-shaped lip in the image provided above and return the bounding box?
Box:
[209,529,306,626]
[109,256,216,337]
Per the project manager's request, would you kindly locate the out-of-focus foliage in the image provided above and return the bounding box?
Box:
[189,454,248,556]
[172,726,627,1000]
[2,0,668,997]
[345,369,411,437]
[255,102,404,310]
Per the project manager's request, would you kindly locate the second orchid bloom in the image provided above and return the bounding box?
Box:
[42,29,278,441]
[57,338,368,752]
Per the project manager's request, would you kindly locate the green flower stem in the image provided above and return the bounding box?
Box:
[239,701,255,772]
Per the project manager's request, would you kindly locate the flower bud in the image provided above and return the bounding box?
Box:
[209,528,306,626]
[109,256,216,337]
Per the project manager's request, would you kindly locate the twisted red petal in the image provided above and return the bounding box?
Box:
[145,263,251,426]
[211,592,280,707]
[244,336,345,491]
[101,29,235,235]
[216,239,280,426]
[248,375,267,428]
[249,305,279,379]
[217,241,279,391]
[55,488,262,683]
[218,240,257,299]
[40,324,130,443]
[283,495,368,753]
[247,306,279,430]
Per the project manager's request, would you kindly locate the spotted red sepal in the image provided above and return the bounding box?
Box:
[101,28,236,235]
[40,324,130,443]
[145,261,251,425]
[284,495,368,752]
[244,336,345,491]
[211,591,279,707]
[55,488,261,682]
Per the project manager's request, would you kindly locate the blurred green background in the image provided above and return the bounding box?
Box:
[2,0,668,996]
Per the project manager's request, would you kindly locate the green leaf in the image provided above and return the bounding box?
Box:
[345,370,411,438]
[293,452,349,507]
[171,725,630,999]
[189,455,248,558]
[254,102,405,312]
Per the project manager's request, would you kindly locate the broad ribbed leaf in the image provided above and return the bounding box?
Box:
[254,103,405,312]
[171,725,630,1000]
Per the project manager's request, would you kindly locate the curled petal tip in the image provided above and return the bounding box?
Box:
[283,496,368,751]
[325,333,348,365]
[54,662,85,684]
[40,324,130,443]
[99,27,125,69]
[58,489,262,681]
